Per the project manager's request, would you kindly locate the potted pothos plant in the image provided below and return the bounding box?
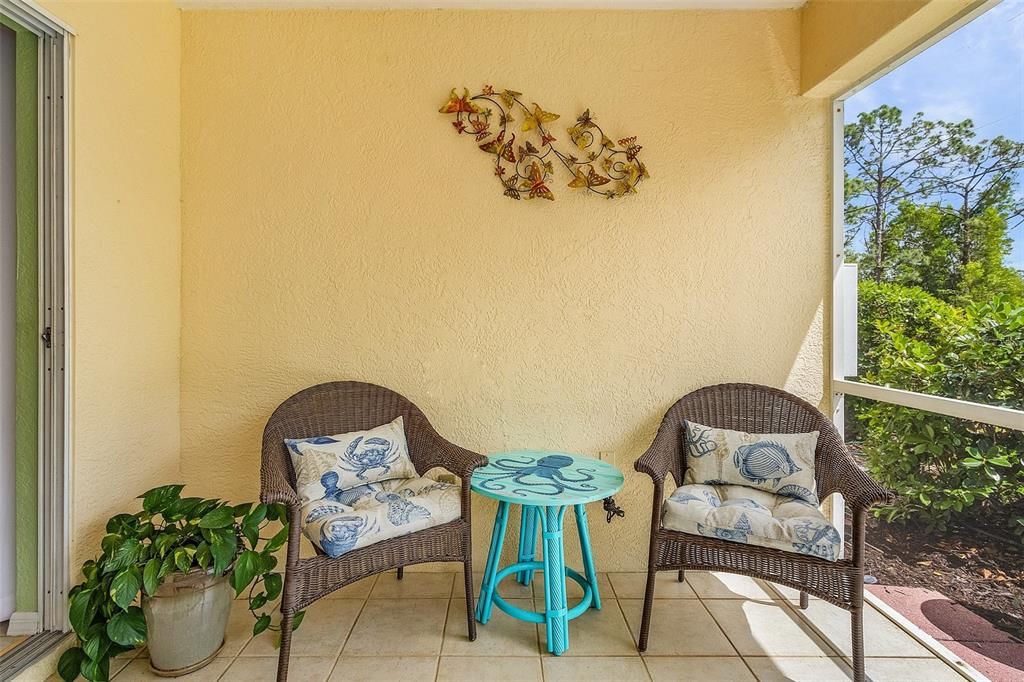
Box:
[58,484,303,681]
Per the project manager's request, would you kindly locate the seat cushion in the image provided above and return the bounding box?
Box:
[301,477,461,558]
[683,421,820,504]
[661,484,841,561]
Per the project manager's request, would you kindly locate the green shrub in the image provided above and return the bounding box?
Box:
[854,281,1024,532]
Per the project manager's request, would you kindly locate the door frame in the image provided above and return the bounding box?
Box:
[0,0,70,637]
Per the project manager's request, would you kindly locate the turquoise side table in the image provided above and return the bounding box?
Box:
[471,451,624,656]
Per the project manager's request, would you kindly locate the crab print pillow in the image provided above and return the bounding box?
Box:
[682,421,820,504]
[286,416,418,504]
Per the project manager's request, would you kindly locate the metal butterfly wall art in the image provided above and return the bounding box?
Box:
[439,86,649,201]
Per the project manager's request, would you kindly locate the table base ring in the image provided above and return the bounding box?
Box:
[488,561,594,624]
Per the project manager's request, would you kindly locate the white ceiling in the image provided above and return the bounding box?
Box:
[177,0,806,9]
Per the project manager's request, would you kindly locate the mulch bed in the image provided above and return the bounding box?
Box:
[861,514,1024,641]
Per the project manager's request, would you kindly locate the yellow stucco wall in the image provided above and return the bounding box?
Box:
[180,8,829,571]
[40,0,182,568]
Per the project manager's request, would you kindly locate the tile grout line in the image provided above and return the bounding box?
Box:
[323,591,371,681]
[433,572,455,682]
[609,591,655,682]
[693,591,747,663]
[323,573,380,681]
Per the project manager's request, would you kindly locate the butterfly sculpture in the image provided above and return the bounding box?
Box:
[440,86,649,201]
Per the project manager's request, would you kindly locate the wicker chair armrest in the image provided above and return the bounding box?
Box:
[817,437,894,510]
[260,450,302,509]
[634,426,676,484]
[406,414,488,479]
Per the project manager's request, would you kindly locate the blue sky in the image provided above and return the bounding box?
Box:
[846,0,1024,269]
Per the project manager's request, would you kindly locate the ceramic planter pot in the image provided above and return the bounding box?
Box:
[141,567,233,676]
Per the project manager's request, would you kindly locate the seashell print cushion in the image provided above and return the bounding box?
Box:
[682,421,819,504]
[285,416,419,504]
[300,477,461,558]
[661,483,841,561]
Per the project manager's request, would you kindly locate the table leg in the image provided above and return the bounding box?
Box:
[477,500,510,624]
[517,505,537,586]
[574,504,601,610]
[541,505,569,655]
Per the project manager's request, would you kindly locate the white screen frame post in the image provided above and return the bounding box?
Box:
[0,0,70,638]
[829,0,1024,536]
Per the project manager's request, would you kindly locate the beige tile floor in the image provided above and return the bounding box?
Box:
[89,570,965,682]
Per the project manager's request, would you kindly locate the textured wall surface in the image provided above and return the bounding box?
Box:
[41,1,182,569]
[180,8,830,571]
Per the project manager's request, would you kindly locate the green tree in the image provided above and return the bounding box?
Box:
[845,106,1024,304]
[844,105,944,282]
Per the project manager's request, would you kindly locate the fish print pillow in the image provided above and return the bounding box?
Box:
[285,416,419,504]
[682,421,820,504]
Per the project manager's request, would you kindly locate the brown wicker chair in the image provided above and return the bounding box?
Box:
[260,381,488,681]
[634,383,893,682]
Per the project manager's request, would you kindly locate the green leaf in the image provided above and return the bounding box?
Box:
[106,607,147,647]
[244,503,268,528]
[80,655,110,682]
[82,560,99,585]
[195,541,212,570]
[158,554,176,580]
[58,647,86,681]
[69,588,98,637]
[265,503,287,522]
[109,565,142,609]
[143,558,161,596]
[198,506,235,529]
[83,629,111,662]
[174,547,192,573]
[263,572,283,601]
[241,520,260,548]
[230,550,261,596]
[232,502,253,517]
[291,610,305,631]
[100,533,121,558]
[163,496,203,521]
[141,484,185,514]
[105,514,139,536]
[252,614,271,637]
[250,592,267,609]
[104,538,142,574]
[265,525,289,553]
[209,528,238,576]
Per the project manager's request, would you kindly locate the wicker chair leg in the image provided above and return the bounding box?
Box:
[799,591,809,610]
[276,610,294,682]
[677,569,684,583]
[638,564,658,652]
[463,559,477,641]
[852,605,865,682]
[397,566,404,580]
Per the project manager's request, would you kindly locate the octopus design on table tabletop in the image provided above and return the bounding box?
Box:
[338,435,400,481]
[477,454,599,497]
[732,441,802,487]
